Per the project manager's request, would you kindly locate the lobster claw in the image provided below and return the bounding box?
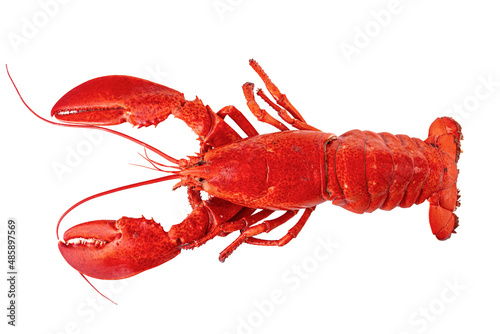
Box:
[59,217,182,279]
[59,205,212,279]
[51,75,187,128]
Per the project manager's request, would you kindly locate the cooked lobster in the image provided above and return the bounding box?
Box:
[9,60,462,281]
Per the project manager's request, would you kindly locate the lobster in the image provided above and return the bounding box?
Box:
[9,60,462,282]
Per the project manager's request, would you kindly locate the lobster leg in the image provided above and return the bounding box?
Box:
[218,208,316,262]
[249,59,307,123]
[244,207,316,247]
[217,105,260,137]
[242,82,289,131]
[255,89,319,131]
[243,81,319,132]
[219,210,297,262]
[184,209,275,250]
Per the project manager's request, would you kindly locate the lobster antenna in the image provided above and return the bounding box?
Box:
[6,65,180,165]
[140,147,181,170]
[80,273,117,305]
[55,174,179,240]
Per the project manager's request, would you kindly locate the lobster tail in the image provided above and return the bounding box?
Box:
[324,116,462,240]
[425,117,462,240]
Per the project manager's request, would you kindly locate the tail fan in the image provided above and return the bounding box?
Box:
[425,117,463,240]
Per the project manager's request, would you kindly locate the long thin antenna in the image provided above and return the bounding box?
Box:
[80,273,117,305]
[56,174,179,240]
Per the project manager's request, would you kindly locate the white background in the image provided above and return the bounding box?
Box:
[1,0,499,333]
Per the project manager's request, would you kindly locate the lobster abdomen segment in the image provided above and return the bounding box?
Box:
[377,132,414,210]
[325,130,396,214]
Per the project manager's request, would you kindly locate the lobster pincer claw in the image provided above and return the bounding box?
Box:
[59,217,183,280]
[51,76,187,128]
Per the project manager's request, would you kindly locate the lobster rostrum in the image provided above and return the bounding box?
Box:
[11,60,462,281]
